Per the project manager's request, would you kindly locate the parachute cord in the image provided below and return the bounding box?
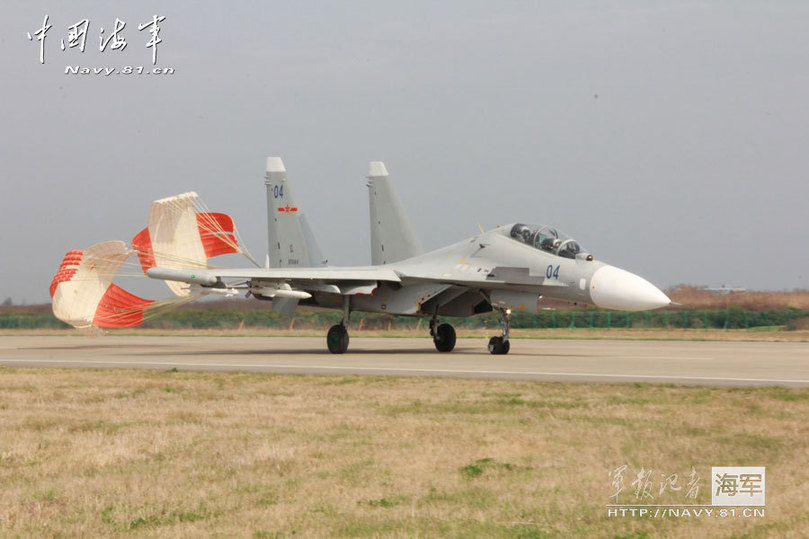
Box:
[91,293,202,328]
[193,197,260,268]
[141,293,202,322]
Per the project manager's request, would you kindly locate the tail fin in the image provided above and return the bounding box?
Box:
[367,162,423,265]
[264,157,326,268]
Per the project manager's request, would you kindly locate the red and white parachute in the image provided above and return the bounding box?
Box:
[51,192,255,329]
[132,192,255,296]
[50,241,155,328]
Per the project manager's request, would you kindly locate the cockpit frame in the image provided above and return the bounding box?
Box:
[508,223,591,260]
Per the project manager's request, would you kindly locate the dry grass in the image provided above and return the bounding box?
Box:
[666,285,809,311]
[0,369,808,537]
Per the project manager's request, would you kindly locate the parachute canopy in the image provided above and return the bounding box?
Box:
[50,241,155,329]
[131,192,253,296]
[50,191,255,329]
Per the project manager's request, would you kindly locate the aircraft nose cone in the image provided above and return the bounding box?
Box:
[590,265,670,311]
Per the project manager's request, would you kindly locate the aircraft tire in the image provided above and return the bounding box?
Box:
[433,323,456,352]
[327,324,349,354]
[487,336,510,355]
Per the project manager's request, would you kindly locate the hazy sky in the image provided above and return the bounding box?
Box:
[2,2,809,304]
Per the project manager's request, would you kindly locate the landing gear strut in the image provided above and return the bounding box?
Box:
[430,314,456,352]
[488,307,510,355]
[327,296,351,354]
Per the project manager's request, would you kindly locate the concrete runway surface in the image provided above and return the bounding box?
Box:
[0,336,807,387]
[0,335,809,387]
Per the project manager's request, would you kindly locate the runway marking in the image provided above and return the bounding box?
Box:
[614,356,714,361]
[1,358,806,385]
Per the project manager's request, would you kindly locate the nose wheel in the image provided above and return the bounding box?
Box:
[488,336,510,355]
[488,308,511,355]
[430,315,456,352]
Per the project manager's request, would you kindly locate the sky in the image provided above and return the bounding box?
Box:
[2,1,809,304]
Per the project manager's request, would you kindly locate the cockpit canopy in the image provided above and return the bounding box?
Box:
[508,223,590,260]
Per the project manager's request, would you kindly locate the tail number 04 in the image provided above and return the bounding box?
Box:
[273,185,284,199]
[546,265,560,279]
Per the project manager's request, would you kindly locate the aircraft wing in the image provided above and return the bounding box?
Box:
[147,266,401,288]
[148,264,568,290]
[147,263,569,303]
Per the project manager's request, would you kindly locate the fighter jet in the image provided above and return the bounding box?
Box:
[148,158,671,354]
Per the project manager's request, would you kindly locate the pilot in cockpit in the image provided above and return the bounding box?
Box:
[510,224,532,244]
[540,237,560,252]
[509,223,589,261]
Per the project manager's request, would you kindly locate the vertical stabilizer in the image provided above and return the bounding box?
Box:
[368,161,423,265]
[265,157,326,268]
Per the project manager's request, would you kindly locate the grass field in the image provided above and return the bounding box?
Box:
[1,367,808,537]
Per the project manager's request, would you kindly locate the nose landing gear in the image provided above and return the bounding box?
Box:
[488,308,511,355]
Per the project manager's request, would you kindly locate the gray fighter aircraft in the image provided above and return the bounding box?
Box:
[148,158,670,354]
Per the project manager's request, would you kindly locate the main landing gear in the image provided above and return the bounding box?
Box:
[429,308,509,354]
[326,323,349,354]
[488,307,511,355]
[325,299,509,355]
[430,315,456,352]
[327,296,351,354]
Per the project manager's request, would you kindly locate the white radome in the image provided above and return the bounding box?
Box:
[590,265,671,311]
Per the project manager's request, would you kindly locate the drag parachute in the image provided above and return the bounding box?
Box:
[50,191,255,329]
[50,241,155,328]
[132,192,255,296]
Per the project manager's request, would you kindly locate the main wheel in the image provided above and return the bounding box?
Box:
[327,324,349,354]
[433,323,456,352]
[487,336,510,355]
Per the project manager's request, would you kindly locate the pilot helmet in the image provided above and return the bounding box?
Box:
[541,237,560,251]
[510,224,531,242]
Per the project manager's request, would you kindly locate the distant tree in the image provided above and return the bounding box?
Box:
[2,297,12,306]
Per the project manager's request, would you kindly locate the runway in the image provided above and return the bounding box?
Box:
[1,335,808,387]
